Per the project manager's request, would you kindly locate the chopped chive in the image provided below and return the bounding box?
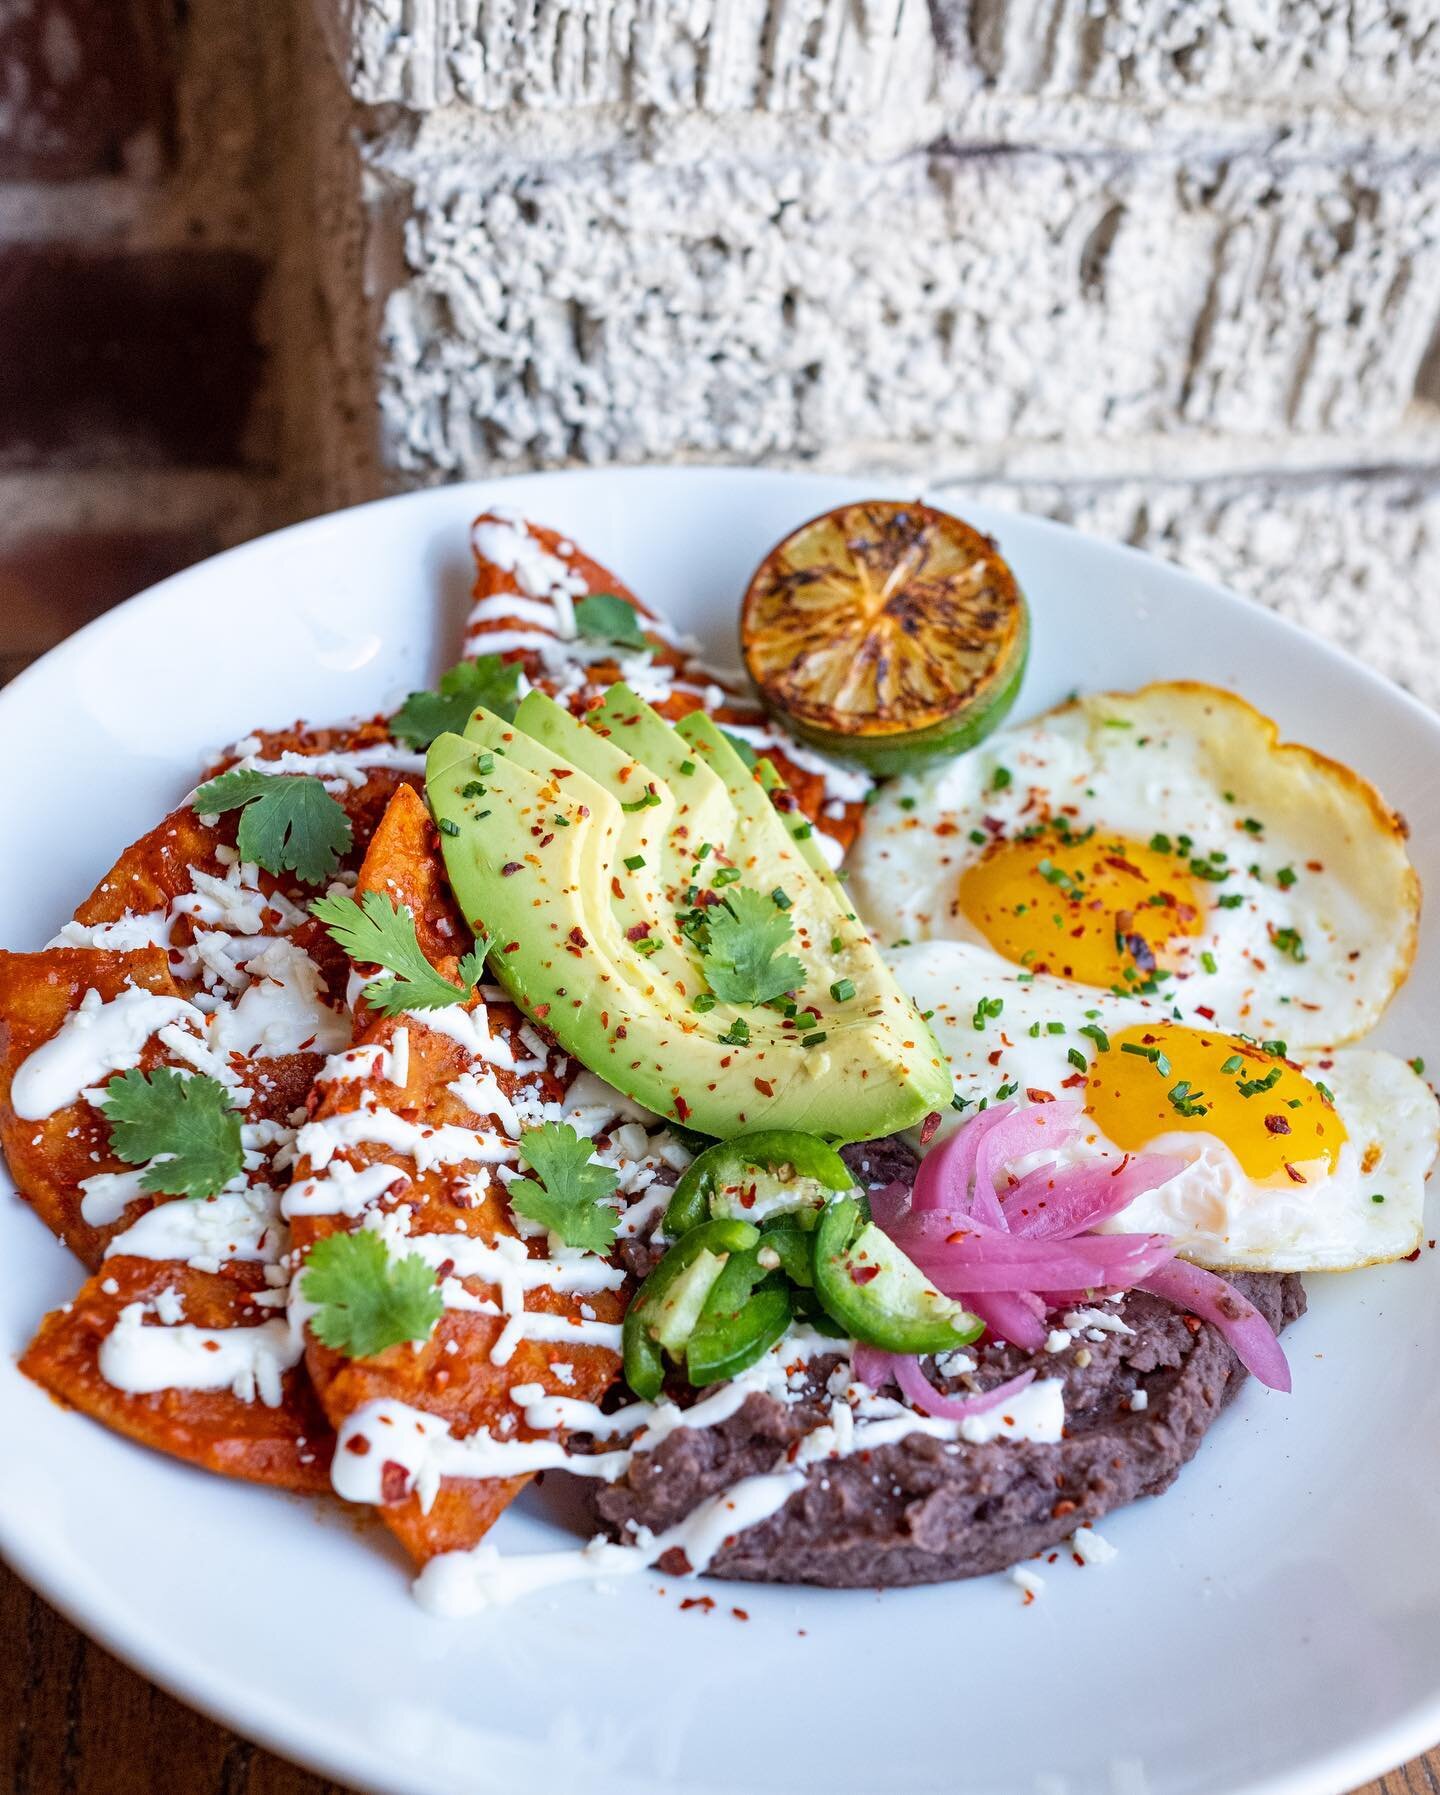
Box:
[712,866,741,887]
[1276,866,1297,889]
[1242,817,1264,835]
[802,1031,827,1048]
[461,781,486,799]
[969,828,987,845]
[475,752,495,775]
[830,978,856,1003]
[771,887,793,910]
[1371,1193,1386,1204]
[678,759,696,776]
[718,1018,750,1047]
[1046,1021,1065,1035]
[693,993,717,1013]
[1410,1057,1426,1076]
[624,853,645,871]
[1079,1024,1110,1053]
[991,766,1013,791]
[1220,1054,1244,1074]
[1067,1047,1088,1072]
[898,796,916,812]
[1200,951,1218,974]
[438,818,460,837]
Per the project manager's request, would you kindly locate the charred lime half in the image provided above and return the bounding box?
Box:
[740,500,1029,776]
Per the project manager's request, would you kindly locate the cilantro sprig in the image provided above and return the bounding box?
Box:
[573,593,649,654]
[192,769,352,885]
[508,1122,620,1253]
[302,1230,443,1358]
[695,885,805,1007]
[100,1068,244,1199]
[311,889,487,1017]
[390,655,521,750]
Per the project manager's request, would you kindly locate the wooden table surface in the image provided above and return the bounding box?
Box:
[1,596,1437,1795]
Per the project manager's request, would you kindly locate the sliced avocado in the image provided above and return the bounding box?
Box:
[426,687,952,1142]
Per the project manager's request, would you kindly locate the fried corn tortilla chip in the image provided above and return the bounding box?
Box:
[20,1256,332,1491]
[288,786,687,1561]
[7,719,424,1492]
[466,509,869,859]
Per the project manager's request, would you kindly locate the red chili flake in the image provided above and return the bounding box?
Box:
[568,926,587,948]
[539,832,554,848]
[1404,1247,1422,1262]
[1105,855,1143,877]
[679,1595,715,1613]
[674,1095,691,1122]
[625,923,651,942]
[502,941,519,954]
[611,877,624,900]
[918,1110,942,1146]
[533,1003,550,1019]
[380,1462,411,1504]
[935,821,958,837]
[552,768,573,779]
[754,1078,774,1097]
[987,1048,1003,1067]
[1194,1005,1215,1020]
[1026,1087,1056,1103]
[615,1025,627,1039]
[1283,1162,1307,1185]
[1264,1113,1291,1134]
[345,1435,371,1456]
[1183,1315,1202,1333]
[1061,1072,1087,1088]
[849,1264,880,1286]
[1052,1499,1077,1518]
[501,861,522,877]
[731,1607,750,1621]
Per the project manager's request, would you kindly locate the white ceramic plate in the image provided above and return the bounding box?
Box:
[2,468,1437,1795]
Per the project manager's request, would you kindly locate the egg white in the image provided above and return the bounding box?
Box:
[851,683,1418,1050]
[892,938,1437,1274]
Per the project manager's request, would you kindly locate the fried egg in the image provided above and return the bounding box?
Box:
[891,938,1437,1273]
[850,682,1418,1049]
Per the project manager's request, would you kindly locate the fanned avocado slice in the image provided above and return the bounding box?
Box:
[426,688,951,1141]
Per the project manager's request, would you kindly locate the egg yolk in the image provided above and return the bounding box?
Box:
[958,832,1206,990]
[1084,1022,1346,1184]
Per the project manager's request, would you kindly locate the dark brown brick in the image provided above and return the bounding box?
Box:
[0,526,217,681]
[0,248,268,469]
[0,1,174,181]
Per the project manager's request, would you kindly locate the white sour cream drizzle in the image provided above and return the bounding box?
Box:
[10,986,207,1121]
[106,1184,285,1268]
[99,1302,302,1408]
[364,1326,1065,1615]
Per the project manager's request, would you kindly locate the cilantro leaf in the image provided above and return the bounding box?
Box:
[508,1122,619,1253]
[311,889,483,1017]
[100,1067,244,1199]
[302,1229,443,1358]
[699,886,806,1007]
[192,768,352,885]
[390,655,521,750]
[573,593,650,654]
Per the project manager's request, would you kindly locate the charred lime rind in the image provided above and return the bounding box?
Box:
[758,600,1029,779]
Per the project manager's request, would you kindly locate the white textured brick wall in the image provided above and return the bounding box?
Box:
[299,0,1440,703]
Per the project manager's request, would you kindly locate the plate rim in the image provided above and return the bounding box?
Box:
[1,462,1437,1795]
